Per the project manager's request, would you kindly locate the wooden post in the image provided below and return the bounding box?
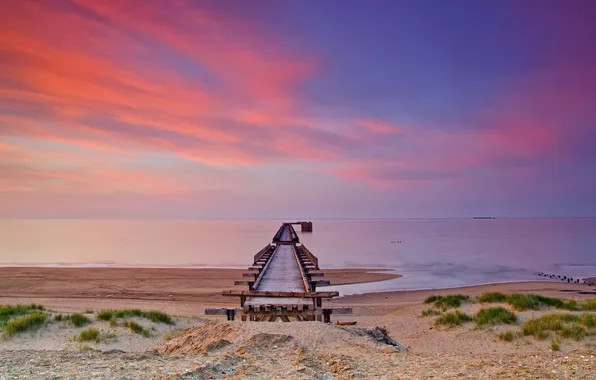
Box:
[226,309,235,321]
[323,310,331,323]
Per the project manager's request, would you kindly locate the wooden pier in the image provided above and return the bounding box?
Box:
[205,223,351,322]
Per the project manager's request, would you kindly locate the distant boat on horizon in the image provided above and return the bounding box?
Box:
[473,216,496,219]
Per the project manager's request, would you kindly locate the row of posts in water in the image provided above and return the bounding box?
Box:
[534,272,594,286]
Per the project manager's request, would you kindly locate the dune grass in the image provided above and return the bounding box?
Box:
[3,312,46,337]
[424,294,470,309]
[475,307,517,326]
[478,292,508,303]
[75,327,100,342]
[520,313,596,341]
[583,298,596,311]
[435,311,473,328]
[478,293,585,311]
[0,305,45,327]
[70,313,91,327]
[498,330,515,342]
[97,309,173,325]
[420,308,443,317]
[123,320,150,337]
[551,340,560,351]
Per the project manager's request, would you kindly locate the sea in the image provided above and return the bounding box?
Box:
[1,218,595,294]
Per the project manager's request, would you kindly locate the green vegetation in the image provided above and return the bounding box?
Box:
[424,294,470,309]
[97,309,173,325]
[479,293,587,311]
[85,309,94,314]
[520,313,596,341]
[54,314,64,322]
[475,307,517,326]
[76,327,100,342]
[435,311,473,328]
[551,340,560,351]
[583,298,596,311]
[123,320,150,337]
[498,330,514,342]
[478,292,507,303]
[419,308,442,317]
[70,313,91,327]
[163,328,186,340]
[0,304,44,327]
[3,313,46,337]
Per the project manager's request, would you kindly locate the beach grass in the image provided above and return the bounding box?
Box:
[75,327,100,342]
[435,311,473,327]
[582,298,596,311]
[424,294,470,309]
[97,309,173,325]
[475,307,517,326]
[0,304,45,327]
[498,330,515,342]
[54,314,64,322]
[70,313,91,327]
[124,320,150,337]
[420,308,443,317]
[478,293,584,311]
[520,313,596,341]
[3,312,47,337]
[551,340,560,351]
[478,292,507,303]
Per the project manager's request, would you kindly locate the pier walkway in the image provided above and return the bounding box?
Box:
[206,223,351,322]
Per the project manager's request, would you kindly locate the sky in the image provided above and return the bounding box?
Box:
[1,0,595,219]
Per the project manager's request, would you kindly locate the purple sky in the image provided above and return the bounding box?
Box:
[1,0,596,218]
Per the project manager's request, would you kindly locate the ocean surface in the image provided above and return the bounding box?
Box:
[1,218,595,293]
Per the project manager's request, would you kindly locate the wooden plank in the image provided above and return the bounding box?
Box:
[223,290,339,298]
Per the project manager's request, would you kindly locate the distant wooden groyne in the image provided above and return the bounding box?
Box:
[206,223,351,322]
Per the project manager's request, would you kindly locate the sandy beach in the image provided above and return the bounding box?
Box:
[1,267,595,378]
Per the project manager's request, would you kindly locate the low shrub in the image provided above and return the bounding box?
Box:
[424,294,470,309]
[551,340,560,351]
[0,305,45,326]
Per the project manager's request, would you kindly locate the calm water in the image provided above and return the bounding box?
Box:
[1,219,595,293]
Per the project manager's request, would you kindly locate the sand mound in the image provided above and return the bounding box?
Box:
[340,326,408,351]
[154,323,242,354]
[245,333,294,349]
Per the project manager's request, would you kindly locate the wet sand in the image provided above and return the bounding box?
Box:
[0,267,400,305]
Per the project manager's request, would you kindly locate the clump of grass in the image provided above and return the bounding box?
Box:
[109,319,118,327]
[424,295,442,304]
[580,314,595,328]
[475,307,517,326]
[144,311,173,324]
[424,294,470,309]
[419,308,442,317]
[521,314,564,338]
[551,340,560,351]
[582,298,596,311]
[97,309,173,325]
[478,292,507,303]
[498,330,514,342]
[97,309,114,321]
[3,313,47,337]
[507,294,541,311]
[70,313,91,328]
[123,320,150,337]
[560,325,586,341]
[84,309,94,314]
[0,305,45,326]
[77,344,94,351]
[75,327,100,342]
[54,314,64,322]
[435,311,473,328]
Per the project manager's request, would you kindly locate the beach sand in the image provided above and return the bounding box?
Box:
[1,267,595,378]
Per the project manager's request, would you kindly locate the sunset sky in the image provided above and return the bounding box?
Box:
[1,0,595,218]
